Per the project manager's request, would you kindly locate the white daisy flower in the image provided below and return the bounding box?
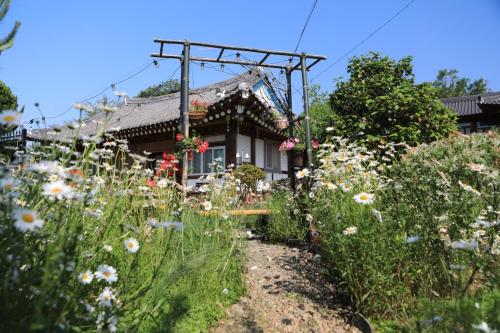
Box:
[95,265,118,284]
[202,201,213,211]
[42,180,73,200]
[13,208,44,232]
[353,192,374,204]
[103,244,113,252]
[0,177,19,191]
[124,238,139,253]
[78,270,94,284]
[343,226,358,235]
[467,163,486,173]
[405,235,420,244]
[296,168,310,179]
[97,287,115,307]
[157,179,168,188]
[0,110,22,126]
[340,183,352,192]
[161,221,184,231]
[305,214,314,222]
[472,321,494,333]
[458,180,481,196]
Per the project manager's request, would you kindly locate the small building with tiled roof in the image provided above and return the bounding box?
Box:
[441,91,500,133]
[26,71,291,186]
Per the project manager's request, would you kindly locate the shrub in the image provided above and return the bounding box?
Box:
[234,163,266,191]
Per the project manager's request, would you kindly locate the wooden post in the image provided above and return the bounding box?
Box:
[180,41,190,194]
[300,54,313,169]
[286,69,296,191]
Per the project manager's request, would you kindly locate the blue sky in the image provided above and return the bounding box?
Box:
[1,0,499,126]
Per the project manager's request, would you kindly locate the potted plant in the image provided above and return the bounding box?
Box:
[188,100,208,120]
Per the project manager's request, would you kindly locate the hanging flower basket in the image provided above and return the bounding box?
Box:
[188,100,208,120]
[273,117,289,130]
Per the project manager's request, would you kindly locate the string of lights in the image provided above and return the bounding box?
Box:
[310,0,417,82]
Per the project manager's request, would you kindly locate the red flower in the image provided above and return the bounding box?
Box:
[175,133,184,142]
[311,139,319,150]
[197,141,209,153]
[146,178,156,187]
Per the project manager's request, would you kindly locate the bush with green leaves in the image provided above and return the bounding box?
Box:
[234,163,266,191]
[314,52,457,149]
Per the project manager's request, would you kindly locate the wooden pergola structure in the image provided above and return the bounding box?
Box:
[151,39,326,192]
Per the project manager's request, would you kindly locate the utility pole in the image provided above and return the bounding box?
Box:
[300,54,313,169]
[179,41,190,196]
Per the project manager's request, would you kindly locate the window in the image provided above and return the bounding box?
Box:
[189,146,225,174]
[459,122,471,134]
[264,141,280,171]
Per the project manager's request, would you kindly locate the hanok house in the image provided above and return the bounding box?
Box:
[27,72,291,188]
[441,91,500,134]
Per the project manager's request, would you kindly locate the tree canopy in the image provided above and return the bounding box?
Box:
[136,79,181,98]
[0,80,17,111]
[314,52,457,149]
[432,69,489,98]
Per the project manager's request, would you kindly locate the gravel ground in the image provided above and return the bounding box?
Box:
[210,236,361,333]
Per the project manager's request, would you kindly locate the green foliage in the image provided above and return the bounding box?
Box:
[412,290,500,332]
[0,0,21,54]
[265,133,499,322]
[0,80,17,110]
[234,164,266,191]
[136,79,181,98]
[317,52,457,150]
[432,69,490,98]
[260,190,307,243]
[0,132,245,331]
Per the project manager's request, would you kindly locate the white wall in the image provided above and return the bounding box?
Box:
[237,134,252,163]
[255,138,264,168]
[280,152,288,172]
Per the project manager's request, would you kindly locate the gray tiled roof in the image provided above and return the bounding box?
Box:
[28,71,264,142]
[441,91,500,117]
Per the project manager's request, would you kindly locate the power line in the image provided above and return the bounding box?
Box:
[294,0,319,53]
[29,59,166,122]
[310,0,417,82]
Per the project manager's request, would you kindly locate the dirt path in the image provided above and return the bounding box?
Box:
[210,236,362,333]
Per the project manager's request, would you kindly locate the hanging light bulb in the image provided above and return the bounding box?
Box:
[220,64,225,71]
[111,84,116,91]
[236,52,241,61]
[280,69,285,75]
[200,62,205,70]
[153,60,160,68]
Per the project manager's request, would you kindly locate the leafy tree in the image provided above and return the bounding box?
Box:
[317,52,457,149]
[0,80,17,110]
[309,84,332,142]
[0,0,21,54]
[432,69,489,98]
[136,79,180,98]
